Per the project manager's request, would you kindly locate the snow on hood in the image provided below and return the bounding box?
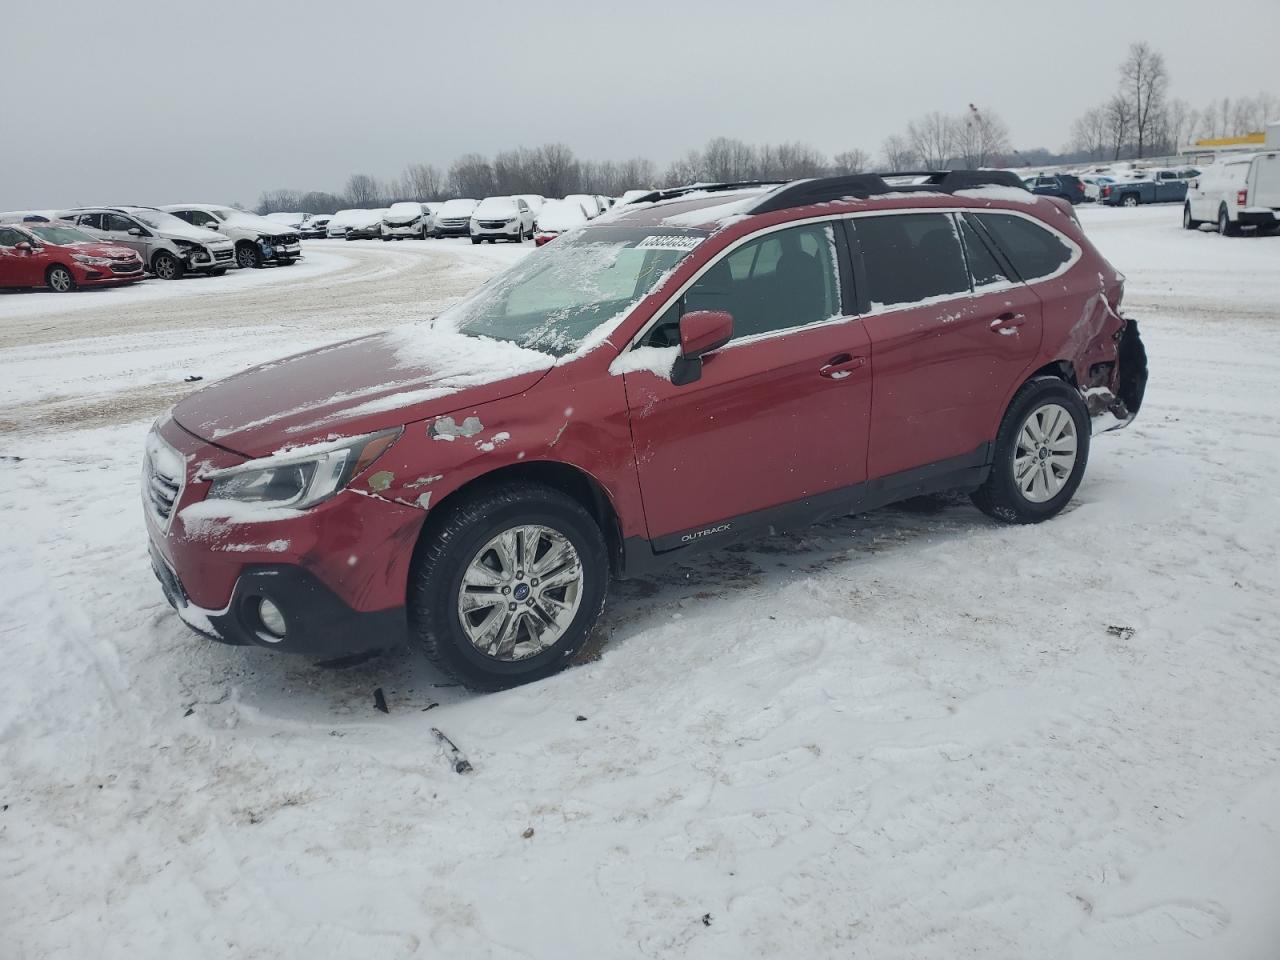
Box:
[172,326,554,457]
[224,212,302,234]
[134,217,228,243]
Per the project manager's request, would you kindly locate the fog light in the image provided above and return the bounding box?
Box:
[257,598,287,641]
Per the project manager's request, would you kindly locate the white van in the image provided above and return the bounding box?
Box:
[1185,152,1280,235]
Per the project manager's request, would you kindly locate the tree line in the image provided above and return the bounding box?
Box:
[1068,42,1278,162]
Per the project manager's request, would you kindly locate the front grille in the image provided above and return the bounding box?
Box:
[214,249,233,261]
[478,220,510,229]
[142,431,184,531]
[275,234,299,245]
[111,262,142,274]
[440,218,469,227]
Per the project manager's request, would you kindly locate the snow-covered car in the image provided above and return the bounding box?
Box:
[431,199,478,238]
[565,194,602,218]
[533,198,590,245]
[1184,152,1280,235]
[58,206,235,279]
[265,212,306,229]
[469,196,535,244]
[381,201,432,240]
[327,209,374,238]
[346,209,389,240]
[300,215,332,239]
[0,219,144,291]
[514,195,545,217]
[162,205,302,269]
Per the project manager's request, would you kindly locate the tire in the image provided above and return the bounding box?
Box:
[46,264,75,292]
[970,377,1091,525]
[1121,194,1140,207]
[236,243,261,269]
[1218,205,1239,237]
[1183,204,1200,230]
[382,236,392,242]
[152,250,184,280]
[471,237,482,245]
[408,483,608,691]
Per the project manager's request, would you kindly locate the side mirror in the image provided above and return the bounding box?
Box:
[128,227,143,237]
[671,309,733,386]
[14,241,32,253]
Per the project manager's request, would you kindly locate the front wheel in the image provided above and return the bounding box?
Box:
[47,265,76,292]
[152,251,184,280]
[471,237,481,245]
[1183,204,1200,230]
[971,378,1090,524]
[236,243,261,269]
[408,483,608,691]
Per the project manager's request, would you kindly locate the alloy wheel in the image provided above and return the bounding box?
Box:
[48,267,73,292]
[456,524,584,661]
[1013,402,1078,504]
[155,255,178,279]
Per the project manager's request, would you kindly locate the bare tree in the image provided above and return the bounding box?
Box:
[907,112,956,169]
[1105,94,1135,160]
[530,143,580,196]
[1119,42,1168,158]
[344,173,381,207]
[880,134,918,172]
[402,162,443,200]
[447,154,495,198]
[956,104,1010,167]
[831,149,869,175]
[1069,105,1111,161]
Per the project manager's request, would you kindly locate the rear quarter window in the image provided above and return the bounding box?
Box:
[975,213,1073,282]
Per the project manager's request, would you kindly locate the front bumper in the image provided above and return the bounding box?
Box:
[144,417,424,657]
[346,227,382,239]
[382,221,423,238]
[187,244,236,271]
[261,239,302,261]
[73,259,145,285]
[434,220,471,237]
[471,220,522,239]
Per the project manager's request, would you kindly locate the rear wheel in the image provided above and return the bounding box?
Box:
[152,251,184,280]
[1121,194,1139,207]
[408,483,608,691]
[971,378,1090,524]
[46,265,75,292]
[1218,205,1239,236]
[236,243,261,269]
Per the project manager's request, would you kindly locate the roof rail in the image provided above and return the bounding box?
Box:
[629,180,785,206]
[747,169,1029,214]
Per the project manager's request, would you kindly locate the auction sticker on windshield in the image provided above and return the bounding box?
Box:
[636,235,703,251]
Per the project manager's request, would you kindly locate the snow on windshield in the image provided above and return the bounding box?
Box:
[437,199,477,217]
[535,200,588,232]
[436,229,703,357]
[475,197,517,217]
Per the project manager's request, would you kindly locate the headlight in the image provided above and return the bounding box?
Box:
[73,254,111,266]
[200,428,401,509]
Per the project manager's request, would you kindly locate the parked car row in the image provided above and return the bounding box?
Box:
[0,203,304,292]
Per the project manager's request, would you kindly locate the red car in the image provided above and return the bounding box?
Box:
[144,171,1147,690]
[0,220,144,291]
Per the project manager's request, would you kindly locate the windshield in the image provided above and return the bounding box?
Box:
[438,200,477,216]
[389,202,421,216]
[437,227,704,357]
[30,224,99,245]
[129,209,196,231]
[536,201,588,231]
[475,197,516,217]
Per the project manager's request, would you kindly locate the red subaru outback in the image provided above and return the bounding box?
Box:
[144,172,1147,690]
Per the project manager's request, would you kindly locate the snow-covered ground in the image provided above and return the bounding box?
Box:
[2,212,1279,958]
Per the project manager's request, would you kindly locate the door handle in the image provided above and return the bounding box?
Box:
[819,354,866,379]
[989,312,1026,332]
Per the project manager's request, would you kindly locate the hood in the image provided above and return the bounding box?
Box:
[76,241,141,259]
[157,221,229,244]
[225,213,300,236]
[171,326,556,457]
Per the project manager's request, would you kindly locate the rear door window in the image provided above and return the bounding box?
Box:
[974,213,1073,281]
[854,212,970,309]
[105,214,139,234]
[958,216,1008,288]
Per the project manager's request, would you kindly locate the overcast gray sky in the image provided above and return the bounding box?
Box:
[2,0,1276,210]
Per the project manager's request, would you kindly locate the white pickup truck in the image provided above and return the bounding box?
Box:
[1184,152,1280,235]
